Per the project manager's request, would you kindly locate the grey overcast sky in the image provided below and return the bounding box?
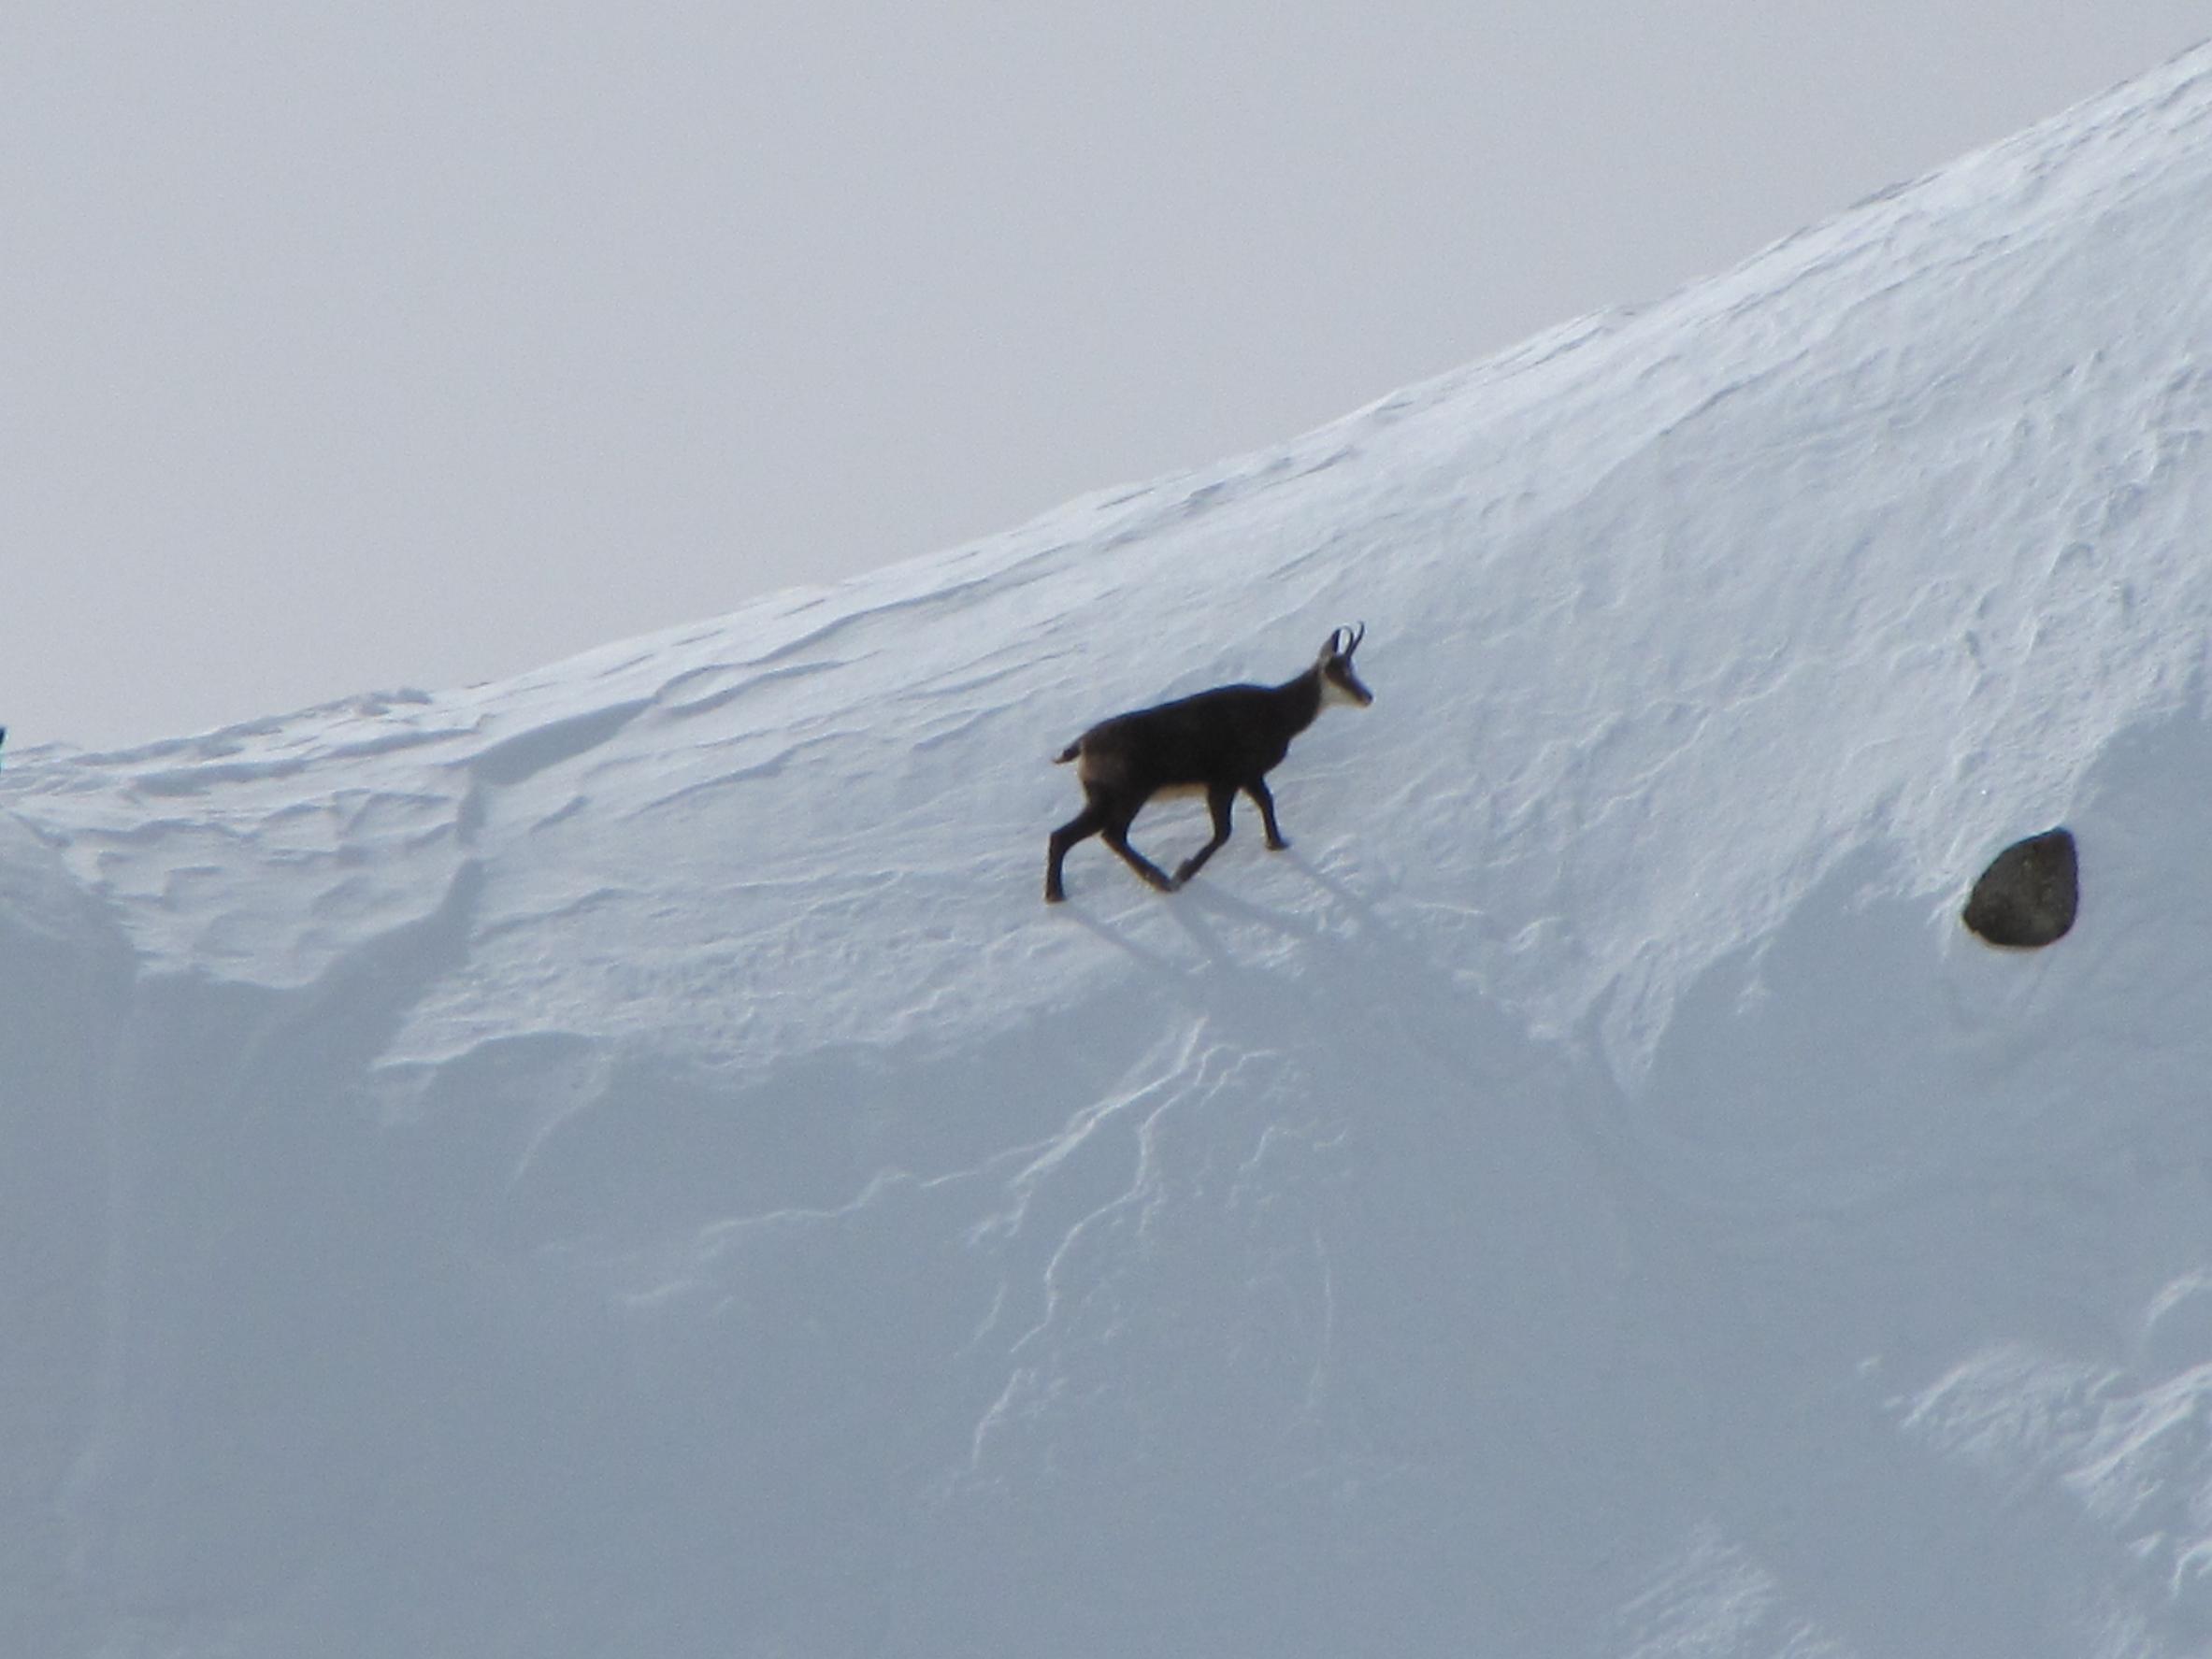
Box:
[6,5,2206,751]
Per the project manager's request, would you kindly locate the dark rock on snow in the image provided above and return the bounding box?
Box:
[1962,827,2077,948]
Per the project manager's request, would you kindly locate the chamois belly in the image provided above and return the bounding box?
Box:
[1075,750,1214,796]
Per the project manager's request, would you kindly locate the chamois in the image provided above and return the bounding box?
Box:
[1043,624,1372,903]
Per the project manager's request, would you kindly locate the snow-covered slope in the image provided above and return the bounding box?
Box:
[7,44,2212,1657]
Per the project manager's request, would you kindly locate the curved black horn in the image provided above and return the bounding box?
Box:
[1344,622,1365,655]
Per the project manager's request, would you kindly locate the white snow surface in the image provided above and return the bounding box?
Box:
[7,46,2212,1657]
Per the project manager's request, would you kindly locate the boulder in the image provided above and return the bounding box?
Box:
[1962,827,2077,948]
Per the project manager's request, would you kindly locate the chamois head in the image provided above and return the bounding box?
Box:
[1317,624,1373,708]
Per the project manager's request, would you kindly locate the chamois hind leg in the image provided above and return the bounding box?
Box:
[1045,802,1105,903]
[1245,778,1289,850]
[1100,804,1176,893]
[1173,784,1237,888]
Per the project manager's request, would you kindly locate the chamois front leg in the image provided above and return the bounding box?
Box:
[1245,778,1289,850]
[1173,784,1237,888]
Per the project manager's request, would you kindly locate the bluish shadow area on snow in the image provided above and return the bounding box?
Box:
[1604,704,2212,1656]
[0,820,130,1658]
[18,708,2212,1657]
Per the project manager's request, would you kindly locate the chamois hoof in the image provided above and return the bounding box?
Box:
[1266,837,1290,851]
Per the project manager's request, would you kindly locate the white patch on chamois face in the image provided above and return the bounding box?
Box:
[1321,663,1373,708]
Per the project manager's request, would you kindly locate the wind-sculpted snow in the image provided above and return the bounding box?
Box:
[7,43,2212,1658]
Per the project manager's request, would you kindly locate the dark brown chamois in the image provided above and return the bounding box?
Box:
[1044,625,1372,903]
